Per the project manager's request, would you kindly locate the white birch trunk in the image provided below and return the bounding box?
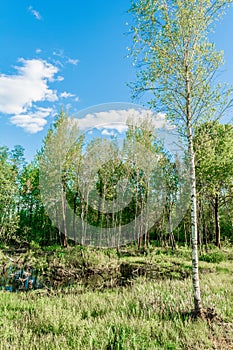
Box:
[186,64,203,314]
[188,127,203,314]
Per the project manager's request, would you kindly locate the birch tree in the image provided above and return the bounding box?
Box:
[129,0,233,316]
[39,110,82,247]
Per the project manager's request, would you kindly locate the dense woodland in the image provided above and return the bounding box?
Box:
[1,110,233,249]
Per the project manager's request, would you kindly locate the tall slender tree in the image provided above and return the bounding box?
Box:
[39,110,82,247]
[129,0,233,316]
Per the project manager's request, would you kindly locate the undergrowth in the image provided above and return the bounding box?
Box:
[0,244,232,349]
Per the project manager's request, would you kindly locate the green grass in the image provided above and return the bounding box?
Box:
[0,245,232,349]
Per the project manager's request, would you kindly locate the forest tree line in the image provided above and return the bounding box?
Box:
[1,110,233,249]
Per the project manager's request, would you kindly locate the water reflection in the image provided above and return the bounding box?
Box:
[0,267,43,292]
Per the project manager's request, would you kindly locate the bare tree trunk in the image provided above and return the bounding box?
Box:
[186,65,203,317]
[55,205,62,246]
[61,192,68,248]
[138,192,144,250]
[144,180,150,249]
[138,228,143,250]
[184,222,187,246]
[73,192,78,245]
[168,206,176,250]
[81,200,85,246]
[187,124,203,316]
[214,193,221,249]
[84,193,89,246]
[198,200,202,247]
[60,173,68,248]
[187,125,203,315]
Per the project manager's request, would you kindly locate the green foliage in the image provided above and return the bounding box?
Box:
[1,108,233,249]
[199,251,225,263]
[43,244,63,252]
[129,0,233,122]
[195,122,233,185]
[0,146,21,242]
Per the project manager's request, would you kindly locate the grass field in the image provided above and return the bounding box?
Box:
[0,245,232,349]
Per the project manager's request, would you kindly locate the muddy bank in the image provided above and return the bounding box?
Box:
[0,247,212,292]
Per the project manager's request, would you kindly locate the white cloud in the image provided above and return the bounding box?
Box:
[53,49,64,57]
[76,109,147,132]
[0,58,59,133]
[0,58,58,115]
[52,60,64,68]
[10,107,53,133]
[74,108,178,155]
[60,91,75,99]
[0,53,81,133]
[28,6,42,20]
[67,58,79,66]
[101,129,117,137]
[152,112,176,131]
[76,109,132,133]
[75,108,175,135]
[53,51,79,66]
[56,76,64,82]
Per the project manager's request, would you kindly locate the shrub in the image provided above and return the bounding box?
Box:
[199,251,225,264]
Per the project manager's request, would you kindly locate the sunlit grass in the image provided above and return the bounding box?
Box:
[0,245,232,349]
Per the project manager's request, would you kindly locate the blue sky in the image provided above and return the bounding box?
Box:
[0,1,233,161]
